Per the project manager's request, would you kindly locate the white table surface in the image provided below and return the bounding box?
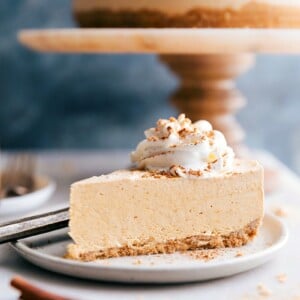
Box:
[0,150,300,300]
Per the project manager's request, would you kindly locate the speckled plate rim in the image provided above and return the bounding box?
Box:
[10,213,288,275]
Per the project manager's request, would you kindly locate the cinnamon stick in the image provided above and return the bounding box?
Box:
[11,276,71,300]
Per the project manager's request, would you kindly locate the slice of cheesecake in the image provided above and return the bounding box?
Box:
[67,115,264,261]
[67,159,263,261]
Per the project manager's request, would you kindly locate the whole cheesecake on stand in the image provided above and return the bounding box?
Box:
[71,0,287,193]
[73,0,300,28]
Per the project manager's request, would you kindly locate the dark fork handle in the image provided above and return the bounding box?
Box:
[0,208,69,244]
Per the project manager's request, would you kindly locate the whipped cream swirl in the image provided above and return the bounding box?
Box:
[131,114,235,177]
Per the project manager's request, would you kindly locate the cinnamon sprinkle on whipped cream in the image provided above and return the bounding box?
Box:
[131,114,235,177]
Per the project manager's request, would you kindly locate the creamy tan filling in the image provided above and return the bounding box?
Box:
[69,160,263,251]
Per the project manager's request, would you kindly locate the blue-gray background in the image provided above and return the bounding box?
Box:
[1,1,300,174]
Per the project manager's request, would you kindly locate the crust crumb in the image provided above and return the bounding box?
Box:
[257,283,272,297]
[235,251,244,257]
[133,259,142,265]
[276,273,287,283]
[273,207,288,217]
[186,249,220,261]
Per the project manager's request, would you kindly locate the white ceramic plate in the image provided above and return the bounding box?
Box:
[11,213,288,284]
[0,176,56,215]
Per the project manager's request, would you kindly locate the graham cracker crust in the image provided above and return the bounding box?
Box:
[66,218,261,261]
[74,3,300,28]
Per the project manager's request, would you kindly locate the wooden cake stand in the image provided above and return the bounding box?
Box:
[18,28,300,191]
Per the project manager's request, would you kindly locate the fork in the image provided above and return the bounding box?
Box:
[0,207,69,244]
[0,154,36,199]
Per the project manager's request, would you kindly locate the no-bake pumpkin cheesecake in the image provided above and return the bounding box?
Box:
[73,0,300,28]
[67,115,264,261]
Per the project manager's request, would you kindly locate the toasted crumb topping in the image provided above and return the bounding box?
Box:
[140,165,206,179]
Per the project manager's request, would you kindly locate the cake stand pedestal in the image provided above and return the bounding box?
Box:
[160,54,255,155]
[18,28,300,191]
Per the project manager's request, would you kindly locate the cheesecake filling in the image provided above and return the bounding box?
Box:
[131,114,234,177]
